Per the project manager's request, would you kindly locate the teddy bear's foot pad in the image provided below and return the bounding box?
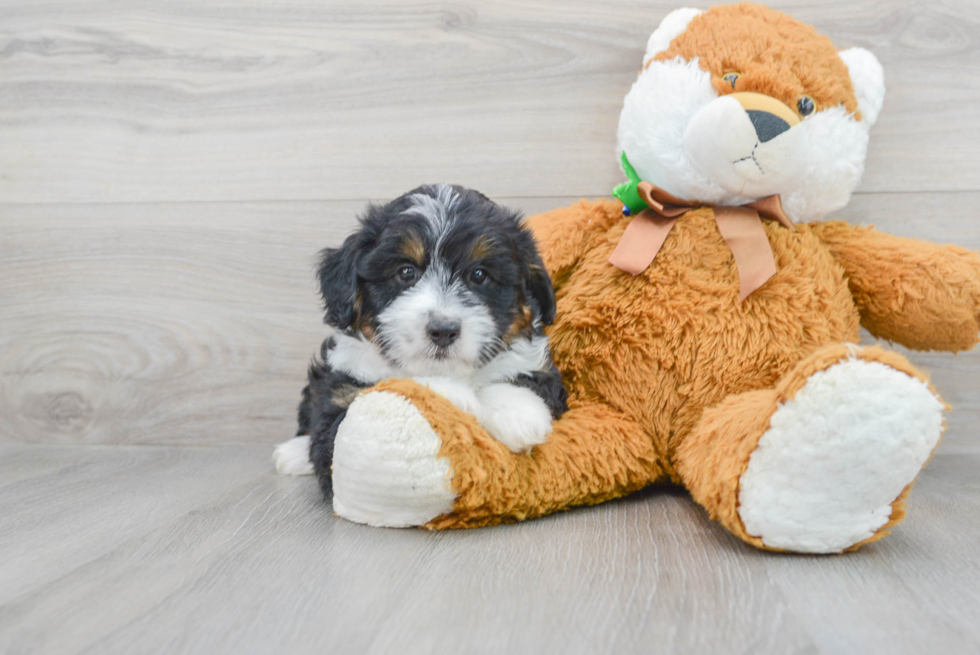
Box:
[332,390,457,527]
[737,358,944,553]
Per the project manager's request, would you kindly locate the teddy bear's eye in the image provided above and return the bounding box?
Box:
[797,96,816,117]
[722,72,740,89]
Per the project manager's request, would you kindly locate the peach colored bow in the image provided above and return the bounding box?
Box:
[608,182,795,302]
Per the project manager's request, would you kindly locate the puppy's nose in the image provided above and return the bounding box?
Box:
[747,110,790,143]
[426,319,461,348]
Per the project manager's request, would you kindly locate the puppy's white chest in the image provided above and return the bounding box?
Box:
[327,332,555,453]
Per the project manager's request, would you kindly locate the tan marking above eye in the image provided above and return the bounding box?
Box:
[399,236,426,265]
[469,235,495,260]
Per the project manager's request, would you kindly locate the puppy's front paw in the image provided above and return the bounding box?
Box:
[413,377,481,416]
[477,383,553,453]
[272,435,314,476]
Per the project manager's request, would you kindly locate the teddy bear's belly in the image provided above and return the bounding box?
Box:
[546,209,860,471]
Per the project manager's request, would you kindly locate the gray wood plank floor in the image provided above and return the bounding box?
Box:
[2,0,980,653]
[2,443,979,655]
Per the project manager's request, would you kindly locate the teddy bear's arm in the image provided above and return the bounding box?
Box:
[810,221,980,351]
[525,200,624,290]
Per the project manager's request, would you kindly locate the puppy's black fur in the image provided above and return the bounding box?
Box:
[296,338,369,489]
[298,185,567,494]
[510,370,568,419]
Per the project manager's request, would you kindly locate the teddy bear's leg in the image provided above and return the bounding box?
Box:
[331,379,661,529]
[675,344,946,554]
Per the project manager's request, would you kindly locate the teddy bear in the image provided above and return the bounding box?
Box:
[325,2,980,553]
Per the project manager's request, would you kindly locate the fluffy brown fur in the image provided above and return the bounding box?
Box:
[810,222,980,351]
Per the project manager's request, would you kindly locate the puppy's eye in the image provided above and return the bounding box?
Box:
[397,265,418,284]
[469,268,489,285]
[722,72,740,89]
[797,96,816,117]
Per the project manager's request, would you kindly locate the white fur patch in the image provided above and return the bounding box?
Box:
[412,376,481,415]
[779,105,869,222]
[738,358,944,553]
[477,383,553,452]
[643,8,703,66]
[326,332,393,384]
[332,390,457,527]
[272,435,314,476]
[839,47,885,127]
[618,58,730,204]
[402,183,460,236]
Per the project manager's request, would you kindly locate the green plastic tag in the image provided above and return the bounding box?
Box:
[612,152,649,215]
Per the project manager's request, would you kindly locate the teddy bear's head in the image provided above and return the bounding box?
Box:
[617,2,885,222]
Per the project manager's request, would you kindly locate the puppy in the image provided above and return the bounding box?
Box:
[273,184,568,493]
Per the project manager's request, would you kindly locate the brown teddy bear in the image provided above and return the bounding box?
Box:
[327,2,980,553]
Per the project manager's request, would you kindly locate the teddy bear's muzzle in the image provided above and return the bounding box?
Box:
[684,92,810,200]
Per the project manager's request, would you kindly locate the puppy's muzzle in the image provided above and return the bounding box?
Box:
[426,317,461,348]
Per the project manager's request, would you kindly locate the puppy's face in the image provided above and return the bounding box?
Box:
[318,184,555,376]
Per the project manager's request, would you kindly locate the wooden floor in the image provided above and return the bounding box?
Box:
[2,1,980,653]
[3,443,980,655]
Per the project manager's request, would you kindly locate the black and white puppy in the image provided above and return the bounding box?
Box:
[273,184,567,492]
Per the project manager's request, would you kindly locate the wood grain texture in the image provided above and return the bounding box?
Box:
[1,443,978,655]
[2,194,978,447]
[1,0,979,203]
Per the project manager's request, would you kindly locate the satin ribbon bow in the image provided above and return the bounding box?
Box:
[609,175,794,302]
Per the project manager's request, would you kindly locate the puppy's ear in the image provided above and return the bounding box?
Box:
[317,237,360,330]
[317,212,381,330]
[517,227,557,325]
[526,260,557,325]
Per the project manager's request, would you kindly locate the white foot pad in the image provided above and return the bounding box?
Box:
[738,358,944,553]
[332,390,457,528]
[272,436,314,476]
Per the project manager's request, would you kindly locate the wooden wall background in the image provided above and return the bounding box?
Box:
[2,0,978,449]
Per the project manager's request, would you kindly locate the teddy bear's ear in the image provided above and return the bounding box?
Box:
[643,8,704,67]
[839,47,886,127]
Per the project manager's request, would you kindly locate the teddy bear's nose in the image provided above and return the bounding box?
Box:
[728,92,801,144]
[747,110,791,143]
